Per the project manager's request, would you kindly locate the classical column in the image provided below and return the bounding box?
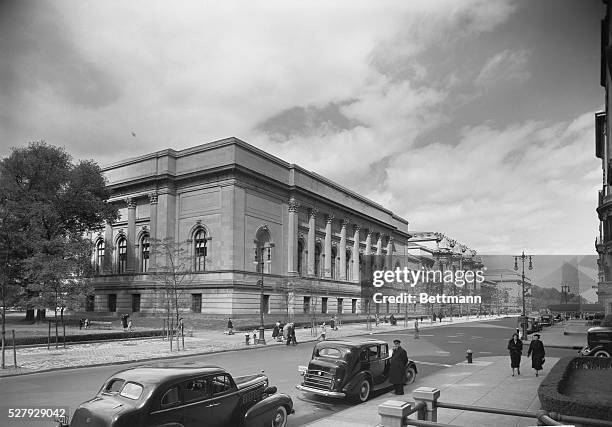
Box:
[307,208,318,276]
[352,225,360,283]
[324,214,334,278]
[103,220,113,274]
[149,193,158,268]
[365,230,373,255]
[339,218,348,281]
[287,197,299,276]
[126,198,137,272]
[376,233,383,255]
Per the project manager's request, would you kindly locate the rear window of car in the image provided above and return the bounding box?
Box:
[120,382,143,400]
[316,347,344,359]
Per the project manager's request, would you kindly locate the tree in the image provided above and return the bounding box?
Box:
[150,238,194,325]
[0,142,117,364]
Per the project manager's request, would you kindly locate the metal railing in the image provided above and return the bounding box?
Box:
[377,386,612,427]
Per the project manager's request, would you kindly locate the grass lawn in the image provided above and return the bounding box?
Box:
[563,369,612,402]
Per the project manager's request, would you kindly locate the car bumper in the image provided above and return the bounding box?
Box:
[295,384,346,398]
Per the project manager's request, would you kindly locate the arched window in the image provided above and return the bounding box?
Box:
[194,229,207,272]
[95,239,105,274]
[255,227,272,274]
[331,247,337,279]
[346,251,352,281]
[141,235,150,272]
[297,241,304,276]
[117,237,127,273]
[314,245,322,277]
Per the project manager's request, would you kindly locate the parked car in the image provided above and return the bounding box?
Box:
[579,326,612,358]
[539,314,553,327]
[296,338,417,403]
[55,363,293,427]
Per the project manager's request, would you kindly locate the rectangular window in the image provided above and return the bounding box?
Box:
[337,298,343,314]
[303,296,311,313]
[132,294,141,313]
[192,294,202,313]
[263,295,270,314]
[352,299,357,314]
[321,297,328,314]
[108,294,117,312]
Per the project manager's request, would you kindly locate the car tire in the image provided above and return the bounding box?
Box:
[405,366,417,384]
[351,379,371,403]
[593,350,611,358]
[270,405,287,427]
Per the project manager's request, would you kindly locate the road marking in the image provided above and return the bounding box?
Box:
[413,360,453,367]
[448,341,463,344]
[471,336,483,339]
[478,351,492,354]
[435,350,450,354]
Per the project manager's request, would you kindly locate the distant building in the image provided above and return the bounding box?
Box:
[596,1,612,315]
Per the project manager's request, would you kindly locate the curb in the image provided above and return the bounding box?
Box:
[0,316,508,378]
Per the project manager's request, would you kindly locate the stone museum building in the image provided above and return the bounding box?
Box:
[88,137,416,320]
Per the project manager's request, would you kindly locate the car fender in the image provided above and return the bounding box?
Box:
[343,371,372,395]
[243,393,293,427]
[407,360,417,374]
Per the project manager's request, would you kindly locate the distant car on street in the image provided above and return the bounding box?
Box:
[56,363,293,427]
[539,314,553,327]
[579,326,612,358]
[296,338,417,403]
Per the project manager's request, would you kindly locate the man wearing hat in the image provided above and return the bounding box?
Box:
[527,333,545,376]
[389,339,409,394]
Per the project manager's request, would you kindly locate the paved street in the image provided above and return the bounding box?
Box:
[0,317,579,426]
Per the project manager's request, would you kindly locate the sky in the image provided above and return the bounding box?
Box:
[0,0,605,255]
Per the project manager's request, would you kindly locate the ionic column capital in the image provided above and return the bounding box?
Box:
[125,197,137,209]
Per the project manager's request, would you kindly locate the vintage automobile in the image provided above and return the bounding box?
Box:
[56,363,293,427]
[579,326,612,358]
[539,314,553,327]
[296,338,417,403]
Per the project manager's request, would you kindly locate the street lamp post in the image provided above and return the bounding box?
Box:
[253,243,274,345]
[514,252,533,340]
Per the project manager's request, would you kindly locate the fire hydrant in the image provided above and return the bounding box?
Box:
[245,333,251,345]
[466,349,473,364]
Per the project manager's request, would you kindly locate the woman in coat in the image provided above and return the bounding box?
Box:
[272,321,280,341]
[527,333,545,376]
[507,333,523,376]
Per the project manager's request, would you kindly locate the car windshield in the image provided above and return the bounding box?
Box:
[104,379,125,393]
[315,346,348,359]
[120,382,143,400]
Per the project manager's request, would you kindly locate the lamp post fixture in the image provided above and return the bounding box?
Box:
[514,252,533,340]
[253,243,274,345]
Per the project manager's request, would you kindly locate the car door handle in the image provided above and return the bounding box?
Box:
[206,403,220,407]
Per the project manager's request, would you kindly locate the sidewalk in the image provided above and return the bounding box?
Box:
[0,315,507,377]
[305,356,559,427]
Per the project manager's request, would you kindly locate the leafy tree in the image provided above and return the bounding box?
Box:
[0,142,117,362]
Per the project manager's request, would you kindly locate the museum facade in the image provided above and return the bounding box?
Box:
[88,137,418,320]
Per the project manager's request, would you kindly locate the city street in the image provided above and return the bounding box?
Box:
[0,317,577,426]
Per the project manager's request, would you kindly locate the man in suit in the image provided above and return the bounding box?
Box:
[389,339,409,395]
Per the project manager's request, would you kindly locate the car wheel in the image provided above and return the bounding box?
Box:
[352,379,371,403]
[594,350,611,358]
[405,366,417,384]
[271,405,287,427]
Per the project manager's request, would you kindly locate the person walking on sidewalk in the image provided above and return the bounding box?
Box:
[507,332,523,376]
[227,318,234,335]
[389,339,408,395]
[272,321,280,341]
[527,333,545,376]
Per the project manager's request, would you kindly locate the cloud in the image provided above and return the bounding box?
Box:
[383,111,599,254]
[475,49,530,87]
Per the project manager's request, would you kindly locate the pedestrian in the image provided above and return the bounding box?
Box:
[389,313,396,326]
[84,318,89,329]
[128,319,133,332]
[527,333,545,377]
[79,318,84,330]
[375,313,380,327]
[121,314,129,331]
[272,321,280,341]
[330,315,336,331]
[252,329,258,343]
[283,322,290,344]
[389,339,409,395]
[414,318,419,339]
[507,332,523,376]
[227,317,234,335]
[432,313,436,323]
[289,323,298,345]
[318,322,327,341]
